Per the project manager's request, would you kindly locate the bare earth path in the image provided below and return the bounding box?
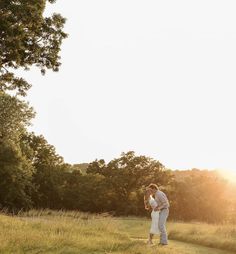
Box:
[130,238,235,254]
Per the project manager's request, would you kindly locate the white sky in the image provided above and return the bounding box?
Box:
[23,0,236,176]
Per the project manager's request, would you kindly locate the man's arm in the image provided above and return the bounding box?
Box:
[154,192,169,210]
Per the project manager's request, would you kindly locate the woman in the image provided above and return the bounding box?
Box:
[144,188,160,245]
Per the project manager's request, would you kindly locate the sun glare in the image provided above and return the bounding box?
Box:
[218,169,236,183]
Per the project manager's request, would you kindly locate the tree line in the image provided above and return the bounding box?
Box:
[0,97,232,223]
[0,0,235,223]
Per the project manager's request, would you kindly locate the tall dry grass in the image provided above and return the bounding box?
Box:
[0,210,130,253]
[168,221,236,253]
[116,218,236,253]
[0,210,235,254]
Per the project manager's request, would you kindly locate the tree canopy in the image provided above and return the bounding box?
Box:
[0,92,35,140]
[0,92,35,211]
[0,0,67,96]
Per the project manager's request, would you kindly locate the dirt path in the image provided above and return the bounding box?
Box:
[130,237,235,254]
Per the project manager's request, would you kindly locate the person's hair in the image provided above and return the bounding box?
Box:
[148,183,159,190]
[143,188,152,210]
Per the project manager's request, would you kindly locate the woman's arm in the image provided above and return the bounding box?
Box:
[144,195,151,210]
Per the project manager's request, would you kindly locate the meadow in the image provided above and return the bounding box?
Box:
[0,210,235,254]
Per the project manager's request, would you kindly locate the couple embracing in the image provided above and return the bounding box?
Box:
[144,183,170,246]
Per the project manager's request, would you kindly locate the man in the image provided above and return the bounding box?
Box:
[148,183,170,245]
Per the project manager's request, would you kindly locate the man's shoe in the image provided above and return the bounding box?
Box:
[158,243,168,246]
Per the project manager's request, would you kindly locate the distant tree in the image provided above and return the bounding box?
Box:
[170,172,229,222]
[87,151,173,215]
[0,139,35,211]
[71,163,89,174]
[21,133,68,208]
[0,0,67,96]
[63,172,108,212]
[225,183,236,223]
[0,93,35,211]
[87,159,106,175]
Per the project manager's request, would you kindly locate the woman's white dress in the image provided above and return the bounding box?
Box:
[149,196,160,234]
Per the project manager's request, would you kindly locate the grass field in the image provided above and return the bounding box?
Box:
[118,217,236,253]
[0,210,235,254]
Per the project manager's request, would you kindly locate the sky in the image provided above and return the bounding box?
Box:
[22,0,236,178]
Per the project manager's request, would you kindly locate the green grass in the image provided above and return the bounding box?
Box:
[0,210,235,254]
[0,211,129,254]
[116,217,236,253]
[168,221,236,253]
